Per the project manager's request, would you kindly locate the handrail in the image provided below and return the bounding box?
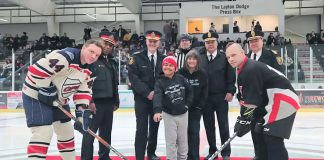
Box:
[3,50,48,82]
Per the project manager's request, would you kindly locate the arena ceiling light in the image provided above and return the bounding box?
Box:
[0,18,8,22]
[83,13,97,20]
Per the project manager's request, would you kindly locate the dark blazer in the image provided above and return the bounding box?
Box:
[248,48,284,73]
[128,50,166,98]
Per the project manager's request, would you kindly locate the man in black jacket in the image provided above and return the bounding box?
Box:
[200,32,236,160]
[246,30,284,73]
[245,30,284,160]
[81,31,119,160]
[128,30,166,160]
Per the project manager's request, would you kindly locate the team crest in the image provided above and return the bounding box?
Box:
[128,57,135,65]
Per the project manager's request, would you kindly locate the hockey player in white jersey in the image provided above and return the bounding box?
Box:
[22,38,104,159]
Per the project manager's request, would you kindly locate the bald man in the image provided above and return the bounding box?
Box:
[225,43,300,160]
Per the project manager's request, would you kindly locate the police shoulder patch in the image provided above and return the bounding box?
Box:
[128,57,135,65]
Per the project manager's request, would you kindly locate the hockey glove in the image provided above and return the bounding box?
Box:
[234,116,252,137]
[38,85,58,106]
[74,104,92,134]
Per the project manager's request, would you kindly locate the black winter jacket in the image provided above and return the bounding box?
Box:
[153,73,193,115]
[177,68,208,111]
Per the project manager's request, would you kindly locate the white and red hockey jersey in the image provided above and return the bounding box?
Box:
[22,48,94,106]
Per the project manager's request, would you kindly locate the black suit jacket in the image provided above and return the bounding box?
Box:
[128,50,166,98]
[248,48,284,73]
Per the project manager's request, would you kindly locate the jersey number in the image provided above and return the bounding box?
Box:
[49,59,64,72]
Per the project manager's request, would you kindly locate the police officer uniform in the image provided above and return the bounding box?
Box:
[245,30,284,160]
[128,31,166,160]
[81,31,119,160]
[199,32,236,160]
[246,30,284,73]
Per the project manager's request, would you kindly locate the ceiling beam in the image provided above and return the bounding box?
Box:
[117,0,141,13]
[8,0,55,15]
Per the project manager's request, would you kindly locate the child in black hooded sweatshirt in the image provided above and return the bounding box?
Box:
[153,56,193,160]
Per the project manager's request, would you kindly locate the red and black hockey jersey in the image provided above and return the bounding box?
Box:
[22,48,94,106]
[237,58,300,139]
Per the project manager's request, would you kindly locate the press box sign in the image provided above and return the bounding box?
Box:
[212,4,249,14]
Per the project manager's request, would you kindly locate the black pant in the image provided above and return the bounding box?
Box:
[261,134,288,160]
[171,33,177,45]
[81,98,114,160]
[134,97,160,160]
[202,94,231,156]
[187,109,201,160]
[251,117,267,159]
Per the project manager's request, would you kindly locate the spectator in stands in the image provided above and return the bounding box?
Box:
[12,34,20,51]
[49,33,60,50]
[111,26,117,34]
[5,34,13,51]
[254,21,262,32]
[267,33,275,47]
[163,20,172,44]
[39,33,49,49]
[233,21,240,33]
[123,31,132,48]
[101,26,109,32]
[236,37,242,46]
[307,31,317,44]
[275,32,285,45]
[138,32,146,48]
[20,32,28,49]
[1,58,12,78]
[117,25,127,41]
[131,31,139,46]
[60,33,70,48]
[111,26,118,38]
[209,22,216,33]
[15,58,24,70]
[170,20,178,45]
[84,26,92,42]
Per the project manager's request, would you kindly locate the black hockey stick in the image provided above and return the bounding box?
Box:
[208,132,237,160]
[56,102,128,160]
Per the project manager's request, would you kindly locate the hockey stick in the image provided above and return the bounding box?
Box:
[208,132,237,160]
[56,102,128,160]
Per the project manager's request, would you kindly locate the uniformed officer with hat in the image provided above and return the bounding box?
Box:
[128,30,166,160]
[199,32,236,160]
[81,31,120,160]
[246,30,284,73]
[245,30,284,160]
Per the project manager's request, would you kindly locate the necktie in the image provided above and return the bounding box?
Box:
[150,55,155,76]
[209,54,213,62]
[253,54,257,60]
